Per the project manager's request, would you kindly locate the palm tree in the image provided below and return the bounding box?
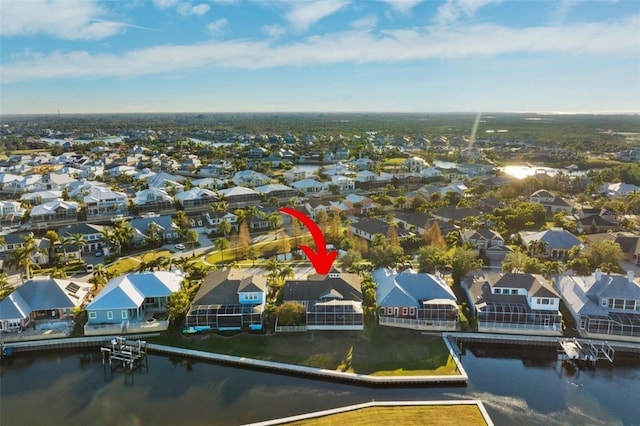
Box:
[6,233,42,281]
[527,240,548,258]
[70,232,87,260]
[247,245,259,267]
[217,219,231,238]
[214,237,230,264]
[186,229,199,256]
[59,235,72,262]
[89,263,108,291]
[278,265,295,282]
[268,212,282,240]
[145,222,163,248]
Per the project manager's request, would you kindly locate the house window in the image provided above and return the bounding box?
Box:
[493,288,500,294]
[121,310,128,319]
[409,307,416,316]
[402,307,408,316]
[624,300,636,311]
[602,299,607,306]
[541,299,550,305]
[502,289,510,295]
[107,311,113,320]
[89,312,97,320]
[511,289,518,295]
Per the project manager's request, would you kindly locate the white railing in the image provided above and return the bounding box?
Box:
[126,320,170,333]
[479,321,563,336]
[379,316,459,331]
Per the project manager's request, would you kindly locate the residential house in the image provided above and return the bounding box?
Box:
[4,174,42,193]
[58,223,106,254]
[38,173,78,191]
[0,276,90,332]
[0,200,25,225]
[464,272,563,336]
[461,228,505,251]
[84,187,129,220]
[402,156,427,172]
[577,214,620,234]
[175,188,219,211]
[248,147,268,158]
[528,189,573,215]
[232,170,271,187]
[129,215,180,247]
[350,218,412,242]
[373,267,459,331]
[192,177,227,191]
[282,169,307,184]
[29,200,79,227]
[520,228,583,261]
[304,198,332,220]
[84,270,184,335]
[600,182,640,198]
[431,207,482,224]
[204,211,238,233]
[20,190,62,205]
[255,183,298,202]
[219,186,261,207]
[556,269,640,342]
[132,188,175,214]
[291,178,325,194]
[0,232,50,266]
[185,268,266,331]
[280,269,363,331]
[393,212,456,235]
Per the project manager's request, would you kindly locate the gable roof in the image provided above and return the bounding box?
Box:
[192,268,267,306]
[351,218,412,238]
[432,207,482,221]
[282,270,362,302]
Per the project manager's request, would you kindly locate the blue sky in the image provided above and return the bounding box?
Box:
[1,0,639,114]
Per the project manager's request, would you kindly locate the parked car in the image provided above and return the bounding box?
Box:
[175,244,185,250]
[86,264,94,273]
[94,250,104,257]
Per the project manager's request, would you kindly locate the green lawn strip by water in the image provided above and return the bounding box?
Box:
[148,325,459,376]
[282,405,486,426]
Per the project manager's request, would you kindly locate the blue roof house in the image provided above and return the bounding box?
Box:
[84,270,183,335]
[373,268,459,331]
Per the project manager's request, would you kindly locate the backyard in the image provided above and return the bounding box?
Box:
[148,324,459,376]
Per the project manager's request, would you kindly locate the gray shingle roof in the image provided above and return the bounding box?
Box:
[192,268,266,306]
[373,267,457,308]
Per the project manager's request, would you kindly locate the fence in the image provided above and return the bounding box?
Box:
[84,320,170,336]
[478,321,562,336]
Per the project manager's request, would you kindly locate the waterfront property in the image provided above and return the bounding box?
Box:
[464,272,563,336]
[373,267,459,331]
[556,269,640,342]
[185,267,266,331]
[84,270,184,335]
[0,276,90,334]
[280,269,364,331]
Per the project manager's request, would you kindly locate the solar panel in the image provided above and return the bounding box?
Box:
[65,282,81,294]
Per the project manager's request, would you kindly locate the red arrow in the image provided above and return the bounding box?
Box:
[279,207,337,275]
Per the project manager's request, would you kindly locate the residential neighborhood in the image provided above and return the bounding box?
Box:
[0,116,639,347]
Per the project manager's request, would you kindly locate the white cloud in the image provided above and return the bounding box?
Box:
[552,0,584,23]
[381,0,423,15]
[2,14,638,83]
[262,24,286,39]
[434,0,502,26]
[285,0,350,31]
[350,15,377,30]
[177,2,211,16]
[0,0,126,40]
[153,0,179,9]
[207,18,229,35]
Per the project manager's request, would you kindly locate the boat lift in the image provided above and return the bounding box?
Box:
[101,336,148,371]
[558,338,614,367]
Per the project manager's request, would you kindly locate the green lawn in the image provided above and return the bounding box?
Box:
[106,249,173,274]
[148,325,459,376]
[285,405,487,426]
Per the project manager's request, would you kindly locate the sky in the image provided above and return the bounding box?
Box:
[1,0,639,114]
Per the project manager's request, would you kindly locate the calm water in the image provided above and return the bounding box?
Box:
[1,344,639,426]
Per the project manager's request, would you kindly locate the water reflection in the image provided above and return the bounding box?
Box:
[1,345,639,426]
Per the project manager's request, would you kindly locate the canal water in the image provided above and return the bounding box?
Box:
[1,344,638,425]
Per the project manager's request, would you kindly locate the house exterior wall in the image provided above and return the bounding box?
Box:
[239,291,265,305]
